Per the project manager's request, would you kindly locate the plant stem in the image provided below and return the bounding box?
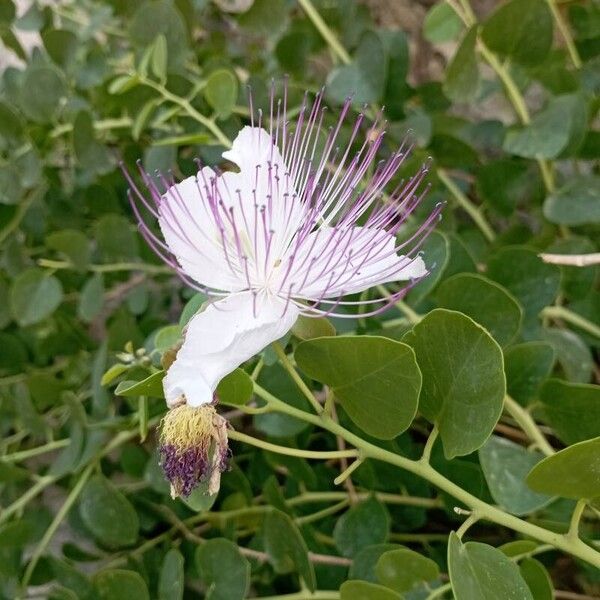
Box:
[37,258,172,275]
[376,285,421,324]
[271,342,324,414]
[420,427,439,464]
[139,77,232,147]
[542,305,600,340]
[295,500,349,526]
[228,428,358,460]
[539,252,600,267]
[297,0,351,65]
[0,475,59,525]
[257,592,339,600]
[456,512,480,538]
[427,583,452,599]
[290,491,442,509]
[20,463,94,591]
[547,0,582,68]
[334,458,363,485]
[567,499,587,541]
[258,392,600,568]
[437,169,496,242]
[1,439,70,463]
[0,185,47,246]
[504,395,555,456]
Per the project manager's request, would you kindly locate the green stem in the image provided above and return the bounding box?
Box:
[271,342,324,414]
[228,428,358,461]
[295,499,349,526]
[289,491,442,509]
[0,185,47,246]
[1,439,70,463]
[542,305,600,340]
[139,77,232,147]
[0,475,59,525]
[504,395,555,456]
[20,463,94,591]
[420,427,439,464]
[567,500,587,541]
[437,169,496,242]
[547,0,582,69]
[38,258,172,275]
[334,458,363,485]
[259,392,600,568]
[297,0,352,65]
[376,285,422,324]
[456,512,480,539]
[427,583,452,600]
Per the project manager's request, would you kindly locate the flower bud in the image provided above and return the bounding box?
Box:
[159,404,229,498]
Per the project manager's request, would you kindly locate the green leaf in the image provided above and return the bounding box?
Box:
[73,111,113,175]
[424,2,463,43]
[435,273,522,346]
[0,165,22,204]
[481,0,553,66]
[263,509,316,591]
[79,476,139,548]
[179,292,208,326]
[526,437,600,499]
[540,379,600,444]
[216,368,253,407]
[448,532,534,600]
[504,342,555,405]
[153,324,182,354]
[334,498,390,558]
[255,362,312,437]
[115,371,165,398]
[498,540,539,558]
[204,69,238,120]
[375,548,439,592]
[93,570,149,600]
[20,65,66,122]
[350,544,402,582]
[151,33,168,80]
[405,309,505,458]
[476,159,541,217]
[520,558,553,600]
[405,231,449,305]
[546,236,597,299]
[295,336,421,440]
[327,30,387,105]
[78,274,105,323]
[542,327,593,383]
[443,27,479,102]
[42,29,78,69]
[46,229,91,271]
[291,315,336,340]
[95,214,139,262]
[10,268,64,327]
[129,0,189,68]
[487,246,560,335]
[478,435,553,516]
[340,581,403,600]
[158,549,184,600]
[196,539,249,600]
[503,94,587,159]
[543,175,600,226]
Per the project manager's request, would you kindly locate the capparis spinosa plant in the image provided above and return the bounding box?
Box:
[0,1,599,599]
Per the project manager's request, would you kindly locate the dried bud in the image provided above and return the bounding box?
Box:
[159,404,229,498]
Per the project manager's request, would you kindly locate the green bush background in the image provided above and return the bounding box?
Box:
[0,0,599,598]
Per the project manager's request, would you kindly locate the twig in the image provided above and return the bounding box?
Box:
[539,253,600,267]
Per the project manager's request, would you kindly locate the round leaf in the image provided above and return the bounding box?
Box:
[526,437,600,499]
[295,336,421,440]
[204,69,238,119]
[543,175,600,226]
[196,539,249,600]
[340,581,402,600]
[478,435,553,516]
[93,570,149,600]
[10,268,63,327]
[158,549,184,600]
[79,476,139,548]
[436,273,522,346]
[375,548,439,592]
[216,368,253,407]
[405,309,505,458]
[333,498,390,558]
[448,532,533,600]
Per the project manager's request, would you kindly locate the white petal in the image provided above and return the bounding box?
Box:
[163,291,299,407]
[159,169,247,292]
[283,226,427,299]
